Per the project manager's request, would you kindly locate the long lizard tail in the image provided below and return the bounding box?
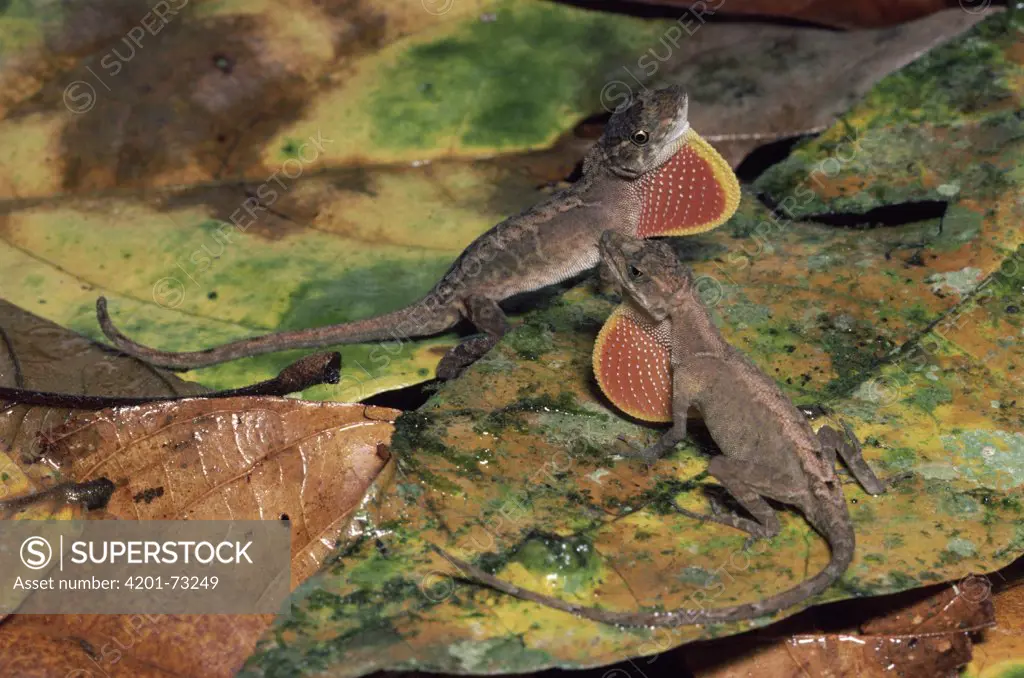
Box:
[431,515,854,627]
[96,296,462,370]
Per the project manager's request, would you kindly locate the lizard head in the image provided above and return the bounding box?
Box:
[598,85,690,180]
[598,230,693,322]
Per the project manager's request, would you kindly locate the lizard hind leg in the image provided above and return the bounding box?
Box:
[815,423,886,496]
[435,296,510,380]
[672,456,781,543]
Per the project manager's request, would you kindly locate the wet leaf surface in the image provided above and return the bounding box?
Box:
[0,395,397,677]
[241,15,1024,678]
[0,299,205,489]
[39,397,398,585]
[0,300,190,621]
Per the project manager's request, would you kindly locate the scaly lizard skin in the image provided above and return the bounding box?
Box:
[433,231,886,626]
[96,87,740,373]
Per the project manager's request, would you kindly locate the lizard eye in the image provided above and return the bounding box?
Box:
[630,130,650,146]
[628,265,645,281]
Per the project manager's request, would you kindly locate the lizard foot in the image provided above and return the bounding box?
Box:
[799,404,831,420]
[613,435,661,465]
[436,335,498,381]
[669,499,710,525]
[670,500,771,549]
[880,471,915,488]
[673,489,778,542]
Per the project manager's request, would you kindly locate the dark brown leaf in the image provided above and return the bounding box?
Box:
[611,0,967,29]
[684,585,995,677]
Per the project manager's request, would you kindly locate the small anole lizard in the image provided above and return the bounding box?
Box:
[433,231,886,626]
[96,87,741,375]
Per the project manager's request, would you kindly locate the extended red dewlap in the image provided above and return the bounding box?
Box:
[593,305,672,423]
[635,131,741,238]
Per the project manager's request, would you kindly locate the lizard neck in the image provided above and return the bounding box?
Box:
[667,292,728,364]
[571,146,640,234]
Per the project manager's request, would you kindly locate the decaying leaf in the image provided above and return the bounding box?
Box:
[964,568,1024,678]
[0,613,284,678]
[0,300,190,620]
[40,397,397,585]
[0,303,399,676]
[0,0,671,197]
[685,582,996,677]
[0,299,205,489]
[618,0,968,29]
[0,398,397,678]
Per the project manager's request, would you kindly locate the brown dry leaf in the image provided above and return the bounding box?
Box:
[0,398,397,677]
[0,613,282,678]
[0,301,399,677]
[41,397,398,585]
[623,0,967,29]
[0,300,194,623]
[684,583,996,677]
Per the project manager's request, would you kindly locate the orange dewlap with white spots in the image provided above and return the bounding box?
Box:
[593,132,735,421]
[593,304,673,423]
[633,130,741,237]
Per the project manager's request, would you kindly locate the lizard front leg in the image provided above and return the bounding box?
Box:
[435,296,511,380]
[618,366,690,463]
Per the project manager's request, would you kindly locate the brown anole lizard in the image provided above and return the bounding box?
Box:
[433,231,886,626]
[96,87,741,375]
